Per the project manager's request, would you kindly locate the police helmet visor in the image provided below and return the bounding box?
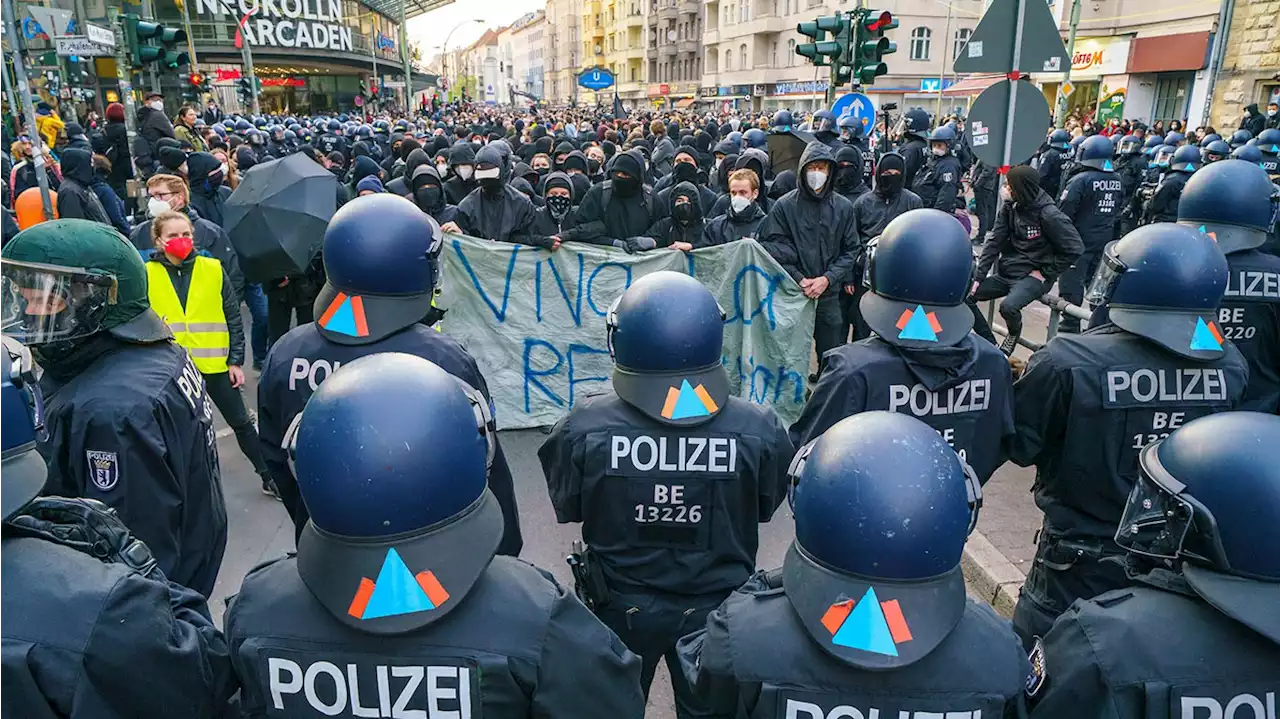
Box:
[1,259,116,345]
[1154,147,1174,165]
[1118,138,1139,154]
[860,237,879,290]
[1084,243,1125,306]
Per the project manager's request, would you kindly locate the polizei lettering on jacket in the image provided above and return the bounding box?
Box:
[1180,691,1277,719]
[1103,367,1228,407]
[267,657,476,718]
[610,435,738,474]
[888,379,991,417]
[1224,270,1280,300]
[783,698,986,719]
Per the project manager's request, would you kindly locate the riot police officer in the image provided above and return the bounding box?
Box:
[1256,127,1280,179]
[811,109,841,150]
[1007,223,1249,646]
[1,345,237,716]
[1029,412,1280,716]
[228,353,645,718]
[898,108,931,189]
[1,220,227,597]
[1115,134,1147,236]
[1035,128,1071,199]
[677,411,1029,717]
[1178,159,1280,412]
[1057,135,1124,333]
[1143,144,1199,223]
[257,194,524,555]
[538,271,794,717]
[911,124,963,212]
[838,113,875,187]
[1201,139,1231,163]
[1229,128,1253,149]
[791,209,1014,485]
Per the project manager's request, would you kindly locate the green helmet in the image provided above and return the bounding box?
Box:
[2,220,168,345]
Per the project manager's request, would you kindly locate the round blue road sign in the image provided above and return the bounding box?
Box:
[832,92,876,131]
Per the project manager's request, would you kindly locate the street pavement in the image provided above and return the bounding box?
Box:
[207,300,1055,717]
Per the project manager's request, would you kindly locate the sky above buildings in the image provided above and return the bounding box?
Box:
[407,0,546,58]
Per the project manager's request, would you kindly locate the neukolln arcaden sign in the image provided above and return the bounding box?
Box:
[196,0,355,52]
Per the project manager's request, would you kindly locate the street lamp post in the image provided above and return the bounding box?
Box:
[440,18,485,102]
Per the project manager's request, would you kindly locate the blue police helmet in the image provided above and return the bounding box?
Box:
[743,128,767,149]
[1069,134,1087,155]
[1117,134,1141,155]
[1164,131,1186,147]
[1258,128,1280,155]
[1087,224,1228,360]
[812,109,837,134]
[860,209,975,348]
[292,353,502,635]
[1047,128,1072,150]
[607,271,729,427]
[213,123,227,138]
[1118,411,1280,641]
[1229,129,1253,148]
[772,110,794,130]
[1201,140,1231,163]
[313,194,442,346]
[283,129,297,142]
[726,130,743,148]
[1142,135,1164,155]
[904,108,931,135]
[927,124,956,145]
[234,118,252,132]
[1170,144,1202,172]
[1177,159,1274,254]
[338,113,350,122]
[1153,144,1176,167]
[327,119,341,132]
[1078,134,1116,170]
[1199,133,1222,147]
[253,116,267,128]
[1,347,46,521]
[784,411,979,670]
[1231,142,1265,165]
[837,113,865,138]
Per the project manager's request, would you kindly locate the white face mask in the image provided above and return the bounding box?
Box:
[1000,184,1012,202]
[148,197,173,217]
[713,158,722,172]
[932,146,947,157]
[150,100,164,112]
[436,162,449,173]
[474,167,500,180]
[730,195,752,213]
[805,169,828,191]
[457,165,474,180]
[218,162,229,176]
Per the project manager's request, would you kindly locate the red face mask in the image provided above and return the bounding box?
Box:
[164,235,194,260]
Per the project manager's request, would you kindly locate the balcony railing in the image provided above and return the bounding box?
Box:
[657,3,678,20]
[676,38,698,53]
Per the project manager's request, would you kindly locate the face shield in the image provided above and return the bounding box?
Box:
[1114,442,1230,571]
[861,236,879,290]
[1085,242,1125,306]
[2,259,117,345]
[1154,147,1175,167]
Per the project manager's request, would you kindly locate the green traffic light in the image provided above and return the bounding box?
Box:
[159,27,187,44]
[138,46,166,63]
[815,15,845,33]
[165,51,190,69]
[856,62,888,82]
[796,21,821,38]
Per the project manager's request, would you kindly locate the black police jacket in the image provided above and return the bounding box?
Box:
[225,555,645,719]
[911,153,963,212]
[2,535,236,717]
[257,323,524,557]
[1008,324,1248,539]
[899,138,928,189]
[1143,170,1190,223]
[1030,566,1280,718]
[1115,154,1145,201]
[791,334,1014,485]
[38,339,227,597]
[850,187,925,245]
[1222,248,1280,412]
[976,188,1084,283]
[1035,148,1064,199]
[677,571,1031,718]
[1058,167,1123,248]
[538,392,794,596]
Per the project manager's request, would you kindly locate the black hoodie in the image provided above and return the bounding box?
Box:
[531,171,578,238]
[409,164,457,225]
[977,164,1084,282]
[646,181,705,247]
[386,148,430,196]
[186,151,231,228]
[454,145,540,246]
[699,194,767,247]
[757,142,860,293]
[850,152,924,244]
[565,150,653,245]
[834,145,869,201]
[443,144,477,205]
[55,148,111,225]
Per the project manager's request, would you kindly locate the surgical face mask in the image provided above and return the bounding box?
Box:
[148,197,173,217]
[713,158,722,172]
[730,194,752,213]
[436,161,449,174]
[218,162,229,176]
[472,139,482,146]
[932,146,947,157]
[805,169,828,191]
[456,165,474,180]
[150,100,164,112]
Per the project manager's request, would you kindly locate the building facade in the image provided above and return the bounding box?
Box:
[504,11,547,104]
[545,0,583,105]
[1209,0,1280,131]
[646,0,700,109]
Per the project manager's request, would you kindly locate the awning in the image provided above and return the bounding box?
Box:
[943,74,1006,97]
[675,97,696,108]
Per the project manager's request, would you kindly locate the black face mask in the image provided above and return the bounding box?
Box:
[546,194,572,219]
[534,166,550,176]
[587,158,601,174]
[877,171,904,196]
[673,201,696,224]
[672,162,698,183]
[612,172,640,196]
[414,185,442,211]
[480,177,503,195]
[835,165,861,192]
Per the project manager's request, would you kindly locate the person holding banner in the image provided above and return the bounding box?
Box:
[538,271,794,718]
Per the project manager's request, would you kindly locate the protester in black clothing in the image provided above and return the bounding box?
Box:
[530,172,576,246]
[443,144,477,205]
[645,181,703,250]
[834,144,868,202]
[133,92,176,179]
[102,102,133,206]
[410,164,458,225]
[971,159,1000,242]
[561,150,656,249]
[384,148,430,196]
[700,167,767,247]
[443,145,543,248]
[185,152,231,228]
[55,148,110,224]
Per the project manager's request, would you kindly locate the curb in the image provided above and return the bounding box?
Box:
[961,529,1026,618]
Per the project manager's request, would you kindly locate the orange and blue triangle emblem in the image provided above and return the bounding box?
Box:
[896,305,942,342]
[1103,160,1113,171]
[347,548,450,620]
[1190,317,1224,351]
[1198,225,1218,242]
[319,292,369,338]
[821,587,913,656]
[660,379,719,420]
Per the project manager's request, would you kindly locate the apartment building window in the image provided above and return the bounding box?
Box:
[708,48,718,72]
[725,47,733,70]
[787,38,796,66]
[910,27,931,60]
[952,28,971,59]
[631,67,638,81]
[771,39,778,67]
[739,43,747,69]
[784,0,793,14]
[739,0,747,22]
[724,6,730,25]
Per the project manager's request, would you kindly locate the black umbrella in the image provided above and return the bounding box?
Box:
[767,130,819,176]
[224,153,336,284]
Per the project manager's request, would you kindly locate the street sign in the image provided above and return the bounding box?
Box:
[1059,80,1075,97]
[383,80,405,89]
[86,22,114,47]
[55,36,112,57]
[966,78,1051,168]
[577,66,615,91]
[951,0,1068,74]
[831,92,875,131]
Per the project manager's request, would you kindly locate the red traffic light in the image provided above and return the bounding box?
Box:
[188,72,203,86]
[865,11,894,31]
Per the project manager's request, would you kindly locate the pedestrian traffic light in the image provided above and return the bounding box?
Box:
[796,16,847,67]
[122,15,188,70]
[183,73,206,102]
[854,9,898,84]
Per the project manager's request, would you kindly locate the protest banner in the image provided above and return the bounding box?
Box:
[440,234,817,430]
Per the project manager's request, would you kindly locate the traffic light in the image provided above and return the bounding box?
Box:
[122,15,188,70]
[183,72,207,102]
[237,76,254,103]
[796,15,847,67]
[854,9,898,84]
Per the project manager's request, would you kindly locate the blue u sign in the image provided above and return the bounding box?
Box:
[578,66,616,91]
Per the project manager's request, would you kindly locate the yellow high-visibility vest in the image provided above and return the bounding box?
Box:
[146,256,230,374]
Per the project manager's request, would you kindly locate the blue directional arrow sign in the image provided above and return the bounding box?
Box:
[577,66,616,91]
[831,92,876,131]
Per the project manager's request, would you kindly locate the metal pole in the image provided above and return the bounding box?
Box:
[1198,0,1235,128]
[109,8,141,200]
[1002,0,1026,168]
[4,0,54,219]
[179,0,198,66]
[5,60,24,127]
[240,27,259,114]
[399,0,410,113]
[1054,0,1080,129]
[935,0,953,119]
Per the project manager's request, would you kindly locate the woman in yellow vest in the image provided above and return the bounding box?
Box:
[146,210,278,498]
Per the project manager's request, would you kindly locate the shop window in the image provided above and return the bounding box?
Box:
[1153,74,1192,124]
[910,27,931,61]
